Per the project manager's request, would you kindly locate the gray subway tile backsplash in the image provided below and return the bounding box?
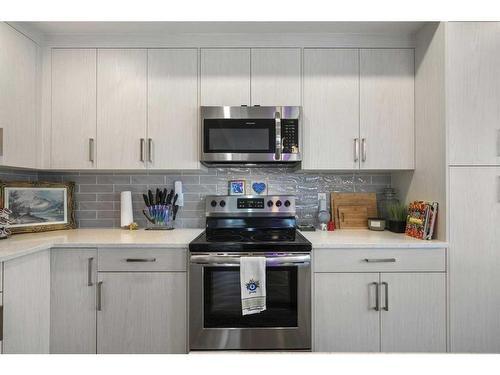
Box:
[0,167,391,229]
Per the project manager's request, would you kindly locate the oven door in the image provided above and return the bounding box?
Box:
[189,252,311,351]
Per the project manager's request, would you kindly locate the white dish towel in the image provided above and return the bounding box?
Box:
[240,256,267,315]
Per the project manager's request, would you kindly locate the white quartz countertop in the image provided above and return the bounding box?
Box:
[0,228,204,262]
[301,229,447,249]
[0,228,447,262]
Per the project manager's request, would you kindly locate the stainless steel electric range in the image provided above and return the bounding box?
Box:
[189,195,312,351]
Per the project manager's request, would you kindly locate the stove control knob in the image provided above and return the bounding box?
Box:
[267,200,274,207]
[219,200,226,207]
[284,200,291,207]
[210,200,217,207]
[276,200,282,207]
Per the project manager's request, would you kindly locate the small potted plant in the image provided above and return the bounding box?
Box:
[387,203,408,233]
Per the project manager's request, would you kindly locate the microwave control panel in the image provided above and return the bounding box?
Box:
[281,119,299,153]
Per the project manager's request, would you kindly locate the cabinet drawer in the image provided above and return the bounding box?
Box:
[314,248,446,273]
[98,248,187,272]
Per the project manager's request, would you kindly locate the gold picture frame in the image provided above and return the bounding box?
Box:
[0,180,76,234]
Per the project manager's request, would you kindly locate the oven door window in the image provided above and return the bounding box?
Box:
[203,266,298,328]
[203,119,275,153]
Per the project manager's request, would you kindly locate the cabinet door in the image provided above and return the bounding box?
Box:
[380,273,446,352]
[97,49,147,169]
[450,167,500,352]
[447,22,500,165]
[201,48,250,106]
[303,49,359,170]
[51,49,97,169]
[97,272,187,354]
[360,49,414,170]
[0,22,37,168]
[251,48,301,106]
[148,49,199,169]
[50,248,97,354]
[314,273,380,352]
[2,250,50,353]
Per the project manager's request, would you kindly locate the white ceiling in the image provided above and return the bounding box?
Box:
[21,21,426,35]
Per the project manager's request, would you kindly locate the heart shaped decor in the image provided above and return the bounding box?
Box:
[252,182,266,195]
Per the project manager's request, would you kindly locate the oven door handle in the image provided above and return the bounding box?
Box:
[190,254,311,266]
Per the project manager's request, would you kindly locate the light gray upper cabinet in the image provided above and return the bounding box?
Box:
[0,22,38,169]
[449,167,500,352]
[201,48,251,106]
[51,49,97,169]
[303,49,360,170]
[96,49,148,169]
[360,49,415,170]
[447,22,500,166]
[50,248,97,354]
[314,272,380,352]
[2,251,50,354]
[97,272,187,354]
[251,48,301,106]
[148,49,199,169]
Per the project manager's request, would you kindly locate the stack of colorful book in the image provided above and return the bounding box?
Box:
[405,201,439,240]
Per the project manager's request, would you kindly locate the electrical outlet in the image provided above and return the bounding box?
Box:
[318,193,327,201]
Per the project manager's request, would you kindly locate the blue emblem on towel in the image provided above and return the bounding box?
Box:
[245,279,260,294]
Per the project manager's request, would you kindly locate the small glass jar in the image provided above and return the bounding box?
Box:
[379,188,399,221]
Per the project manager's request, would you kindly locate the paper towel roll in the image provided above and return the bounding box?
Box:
[120,191,133,227]
[174,180,184,207]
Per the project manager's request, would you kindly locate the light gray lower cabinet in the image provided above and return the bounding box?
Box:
[96,272,187,354]
[314,272,446,352]
[314,273,380,352]
[2,250,50,354]
[50,248,97,353]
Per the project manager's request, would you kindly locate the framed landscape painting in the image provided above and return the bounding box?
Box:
[0,181,76,234]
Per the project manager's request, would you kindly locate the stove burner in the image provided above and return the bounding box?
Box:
[250,232,295,242]
[207,234,244,242]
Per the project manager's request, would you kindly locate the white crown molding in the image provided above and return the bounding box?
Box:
[44,32,416,48]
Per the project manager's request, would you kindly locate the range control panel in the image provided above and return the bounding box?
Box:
[206,195,296,216]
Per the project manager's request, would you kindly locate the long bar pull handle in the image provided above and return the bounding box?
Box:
[364,258,396,263]
[89,138,95,162]
[97,281,103,311]
[87,257,94,286]
[125,258,156,262]
[274,111,282,161]
[148,138,153,163]
[372,282,380,311]
[354,138,359,162]
[361,138,367,162]
[0,305,3,341]
[0,127,3,157]
[140,138,146,162]
[382,282,389,311]
[497,129,500,157]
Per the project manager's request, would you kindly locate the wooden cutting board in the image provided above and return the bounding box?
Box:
[331,192,378,229]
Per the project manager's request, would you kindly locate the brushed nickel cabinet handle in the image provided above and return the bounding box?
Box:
[364,258,396,263]
[125,258,156,262]
[497,129,500,157]
[354,138,359,162]
[361,138,367,162]
[140,138,146,162]
[0,305,3,341]
[87,257,94,286]
[372,282,380,311]
[382,282,389,311]
[97,281,103,311]
[0,127,4,157]
[89,138,95,162]
[148,138,153,163]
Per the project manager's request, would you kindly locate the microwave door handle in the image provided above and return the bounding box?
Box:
[275,112,282,161]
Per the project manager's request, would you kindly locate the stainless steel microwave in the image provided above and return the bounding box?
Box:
[200,106,302,166]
